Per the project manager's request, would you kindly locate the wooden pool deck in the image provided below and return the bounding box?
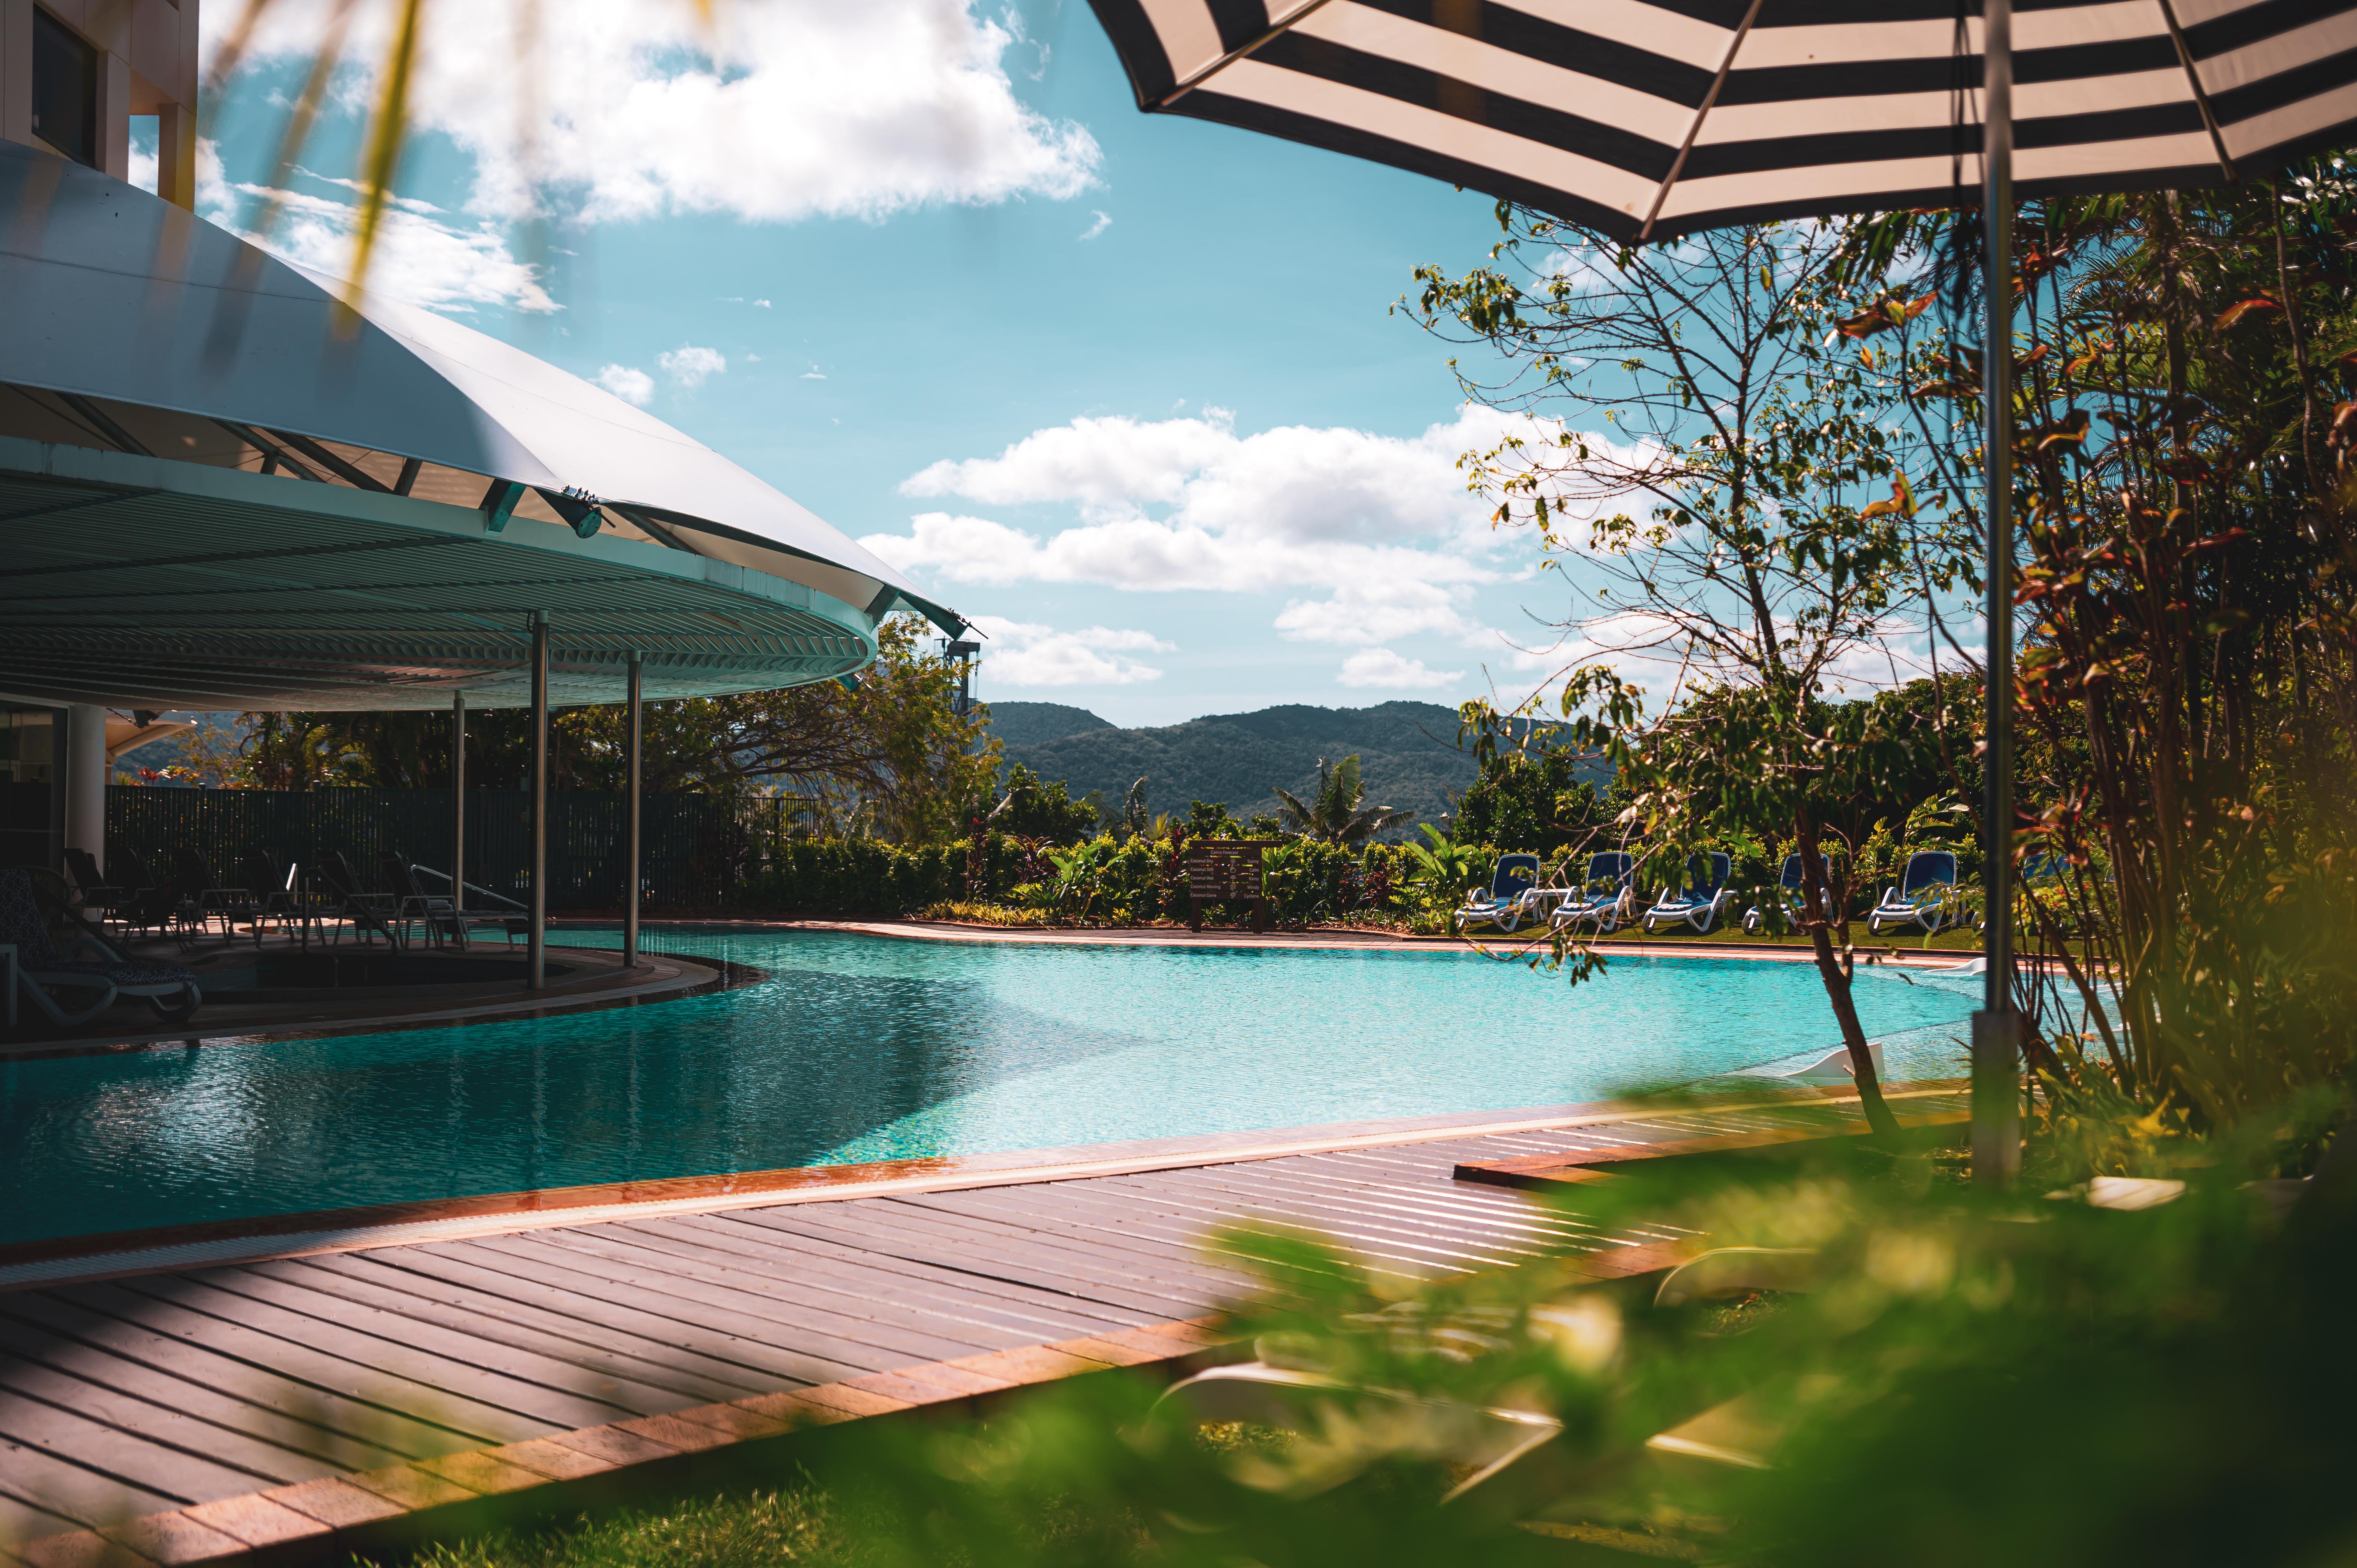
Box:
[0,1083,1967,1566]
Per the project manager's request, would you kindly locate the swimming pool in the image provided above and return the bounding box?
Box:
[0,930,1977,1247]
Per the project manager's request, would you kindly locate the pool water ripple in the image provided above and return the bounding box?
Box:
[0,931,1976,1246]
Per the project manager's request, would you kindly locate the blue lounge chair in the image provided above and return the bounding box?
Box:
[0,868,201,1027]
[1743,851,1830,934]
[1641,852,1735,934]
[1454,853,1546,934]
[1867,849,1961,934]
[1551,851,1636,934]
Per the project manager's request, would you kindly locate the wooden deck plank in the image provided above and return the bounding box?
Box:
[1143,1165,1608,1249]
[1083,1172,1539,1273]
[846,1201,1253,1302]
[0,1486,85,1550]
[0,1443,186,1534]
[889,1188,1264,1280]
[376,1246,864,1390]
[470,1231,1011,1367]
[426,1238,908,1383]
[44,1282,557,1448]
[561,1226,1060,1349]
[0,1294,475,1462]
[119,1274,632,1435]
[867,1189,1265,1282]
[0,1356,346,1492]
[0,1314,412,1476]
[734,1200,1239,1300]
[187,1269,690,1423]
[249,1259,761,1411]
[727,1209,1223,1318]
[0,1398,253,1516]
[641,1216,1147,1338]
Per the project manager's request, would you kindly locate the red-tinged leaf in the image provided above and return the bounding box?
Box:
[2157,453,2212,483]
[2213,297,2285,332]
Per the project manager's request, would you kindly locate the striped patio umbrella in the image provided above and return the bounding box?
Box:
[1086,0,2357,1180]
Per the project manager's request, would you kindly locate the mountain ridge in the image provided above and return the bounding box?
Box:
[985,699,1485,829]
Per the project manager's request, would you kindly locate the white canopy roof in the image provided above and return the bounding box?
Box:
[0,140,960,637]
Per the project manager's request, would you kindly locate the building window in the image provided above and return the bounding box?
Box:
[31,9,98,170]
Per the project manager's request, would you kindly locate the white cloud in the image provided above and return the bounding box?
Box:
[1338,648,1464,690]
[595,364,655,406]
[217,1,1101,227]
[971,616,1172,687]
[754,298,774,308]
[659,344,726,389]
[205,157,557,314]
[802,365,827,380]
[129,141,157,194]
[869,404,1558,648]
[1078,209,1111,241]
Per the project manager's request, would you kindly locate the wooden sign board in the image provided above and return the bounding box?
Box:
[1185,839,1281,932]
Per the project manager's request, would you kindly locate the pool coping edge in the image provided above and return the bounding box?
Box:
[0,1082,1968,1294]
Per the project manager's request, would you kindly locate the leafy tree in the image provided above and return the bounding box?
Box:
[1415,217,1958,1135]
[1843,170,2357,1123]
[1450,742,1610,858]
[986,764,1101,845]
[1273,754,1415,845]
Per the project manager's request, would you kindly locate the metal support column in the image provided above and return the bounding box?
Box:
[528,611,549,991]
[450,690,467,937]
[1972,0,2023,1187]
[624,650,643,970]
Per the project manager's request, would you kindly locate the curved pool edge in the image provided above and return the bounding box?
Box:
[0,944,766,1063]
[0,1078,1970,1294]
[779,916,1987,969]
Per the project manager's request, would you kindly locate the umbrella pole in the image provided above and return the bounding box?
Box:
[1972,0,2022,1187]
[624,649,642,971]
[529,610,549,991]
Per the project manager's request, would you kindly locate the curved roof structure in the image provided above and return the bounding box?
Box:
[0,141,958,710]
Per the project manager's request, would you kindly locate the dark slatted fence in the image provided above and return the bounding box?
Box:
[106,788,798,909]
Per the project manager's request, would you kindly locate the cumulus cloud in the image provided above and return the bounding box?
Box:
[216,1,1100,227]
[870,404,1584,649]
[203,159,558,314]
[659,344,726,389]
[1338,648,1465,690]
[595,364,655,406]
[972,616,1173,687]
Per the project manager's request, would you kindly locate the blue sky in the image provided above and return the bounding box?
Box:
[169,0,1591,726]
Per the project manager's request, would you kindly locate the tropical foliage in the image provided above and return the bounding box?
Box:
[1272,754,1415,844]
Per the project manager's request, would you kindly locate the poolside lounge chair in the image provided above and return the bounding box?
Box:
[0,868,201,1027]
[61,846,129,920]
[168,846,256,941]
[1550,851,1636,934]
[316,851,406,949]
[1641,852,1735,934]
[1866,849,1961,935]
[1742,852,1831,934]
[1453,853,1548,934]
[378,851,466,949]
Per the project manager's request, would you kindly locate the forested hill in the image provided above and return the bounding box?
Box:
[986,700,1489,829]
[979,702,1117,749]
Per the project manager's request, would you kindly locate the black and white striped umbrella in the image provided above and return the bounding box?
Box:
[1086,0,2357,242]
[1087,0,2357,1174]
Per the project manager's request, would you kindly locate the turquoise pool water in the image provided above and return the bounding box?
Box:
[0,931,1977,1247]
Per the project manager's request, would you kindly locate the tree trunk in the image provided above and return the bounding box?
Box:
[1796,812,1901,1139]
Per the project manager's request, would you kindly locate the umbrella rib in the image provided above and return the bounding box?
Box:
[1638,0,1765,244]
[2152,0,2235,181]
[1158,0,1340,108]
